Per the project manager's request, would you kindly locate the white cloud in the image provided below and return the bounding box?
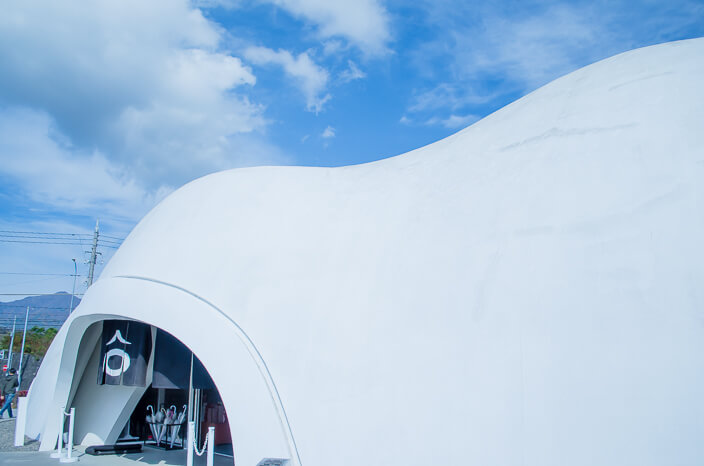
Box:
[322,40,345,56]
[455,5,611,89]
[409,83,497,113]
[404,83,494,130]
[403,3,622,126]
[263,0,391,55]
[339,60,367,83]
[0,0,280,191]
[245,46,331,113]
[425,114,480,129]
[0,108,166,222]
[411,2,634,96]
[399,112,479,130]
[321,126,336,138]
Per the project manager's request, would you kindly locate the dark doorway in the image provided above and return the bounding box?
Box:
[118,326,233,457]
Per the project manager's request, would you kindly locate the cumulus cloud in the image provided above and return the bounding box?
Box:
[0,0,280,193]
[0,108,166,222]
[321,126,336,138]
[244,46,331,113]
[263,0,391,55]
[197,0,390,55]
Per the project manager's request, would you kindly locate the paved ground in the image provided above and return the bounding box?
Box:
[0,419,39,452]
[0,447,233,465]
[0,418,233,465]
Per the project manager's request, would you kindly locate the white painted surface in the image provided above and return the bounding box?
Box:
[14,396,28,446]
[70,327,149,446]
[26,38,704,466]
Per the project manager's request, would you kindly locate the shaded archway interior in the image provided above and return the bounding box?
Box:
[68,318,233,458]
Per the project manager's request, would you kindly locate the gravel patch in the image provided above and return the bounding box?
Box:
[0,418,40,452]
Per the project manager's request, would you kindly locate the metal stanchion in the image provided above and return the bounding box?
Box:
[206,426,214,466]
[59,407,78,463]
[187,422,214,466]
[50,407,65,459]
[186,421,195,466]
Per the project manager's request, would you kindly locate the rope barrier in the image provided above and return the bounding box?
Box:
[193,434,208,457]
[187,422,214,466]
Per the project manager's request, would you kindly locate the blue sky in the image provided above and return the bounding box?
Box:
[0,0,703,301]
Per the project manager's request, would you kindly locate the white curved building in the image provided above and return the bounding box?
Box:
[26,38,704,466]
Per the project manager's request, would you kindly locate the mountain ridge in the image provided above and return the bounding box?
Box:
[0,292,80,329]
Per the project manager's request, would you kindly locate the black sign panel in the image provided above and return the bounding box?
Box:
[98,320,152,386]
[153,328,214,389]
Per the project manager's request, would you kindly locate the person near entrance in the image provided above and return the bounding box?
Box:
[0,368,19,418]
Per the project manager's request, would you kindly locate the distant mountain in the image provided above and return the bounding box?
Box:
[0,292,80,330]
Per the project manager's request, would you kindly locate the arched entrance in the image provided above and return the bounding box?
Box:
[28,276,298,466]
[67,319,233,458]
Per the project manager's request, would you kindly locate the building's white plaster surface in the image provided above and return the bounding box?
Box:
[69,324,153,446]
[26,38,704,466]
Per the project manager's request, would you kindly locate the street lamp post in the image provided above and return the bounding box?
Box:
[69,258,77,313]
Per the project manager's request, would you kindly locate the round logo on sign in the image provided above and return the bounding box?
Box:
[104,348,131,377]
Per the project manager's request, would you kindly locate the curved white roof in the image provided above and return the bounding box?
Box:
[28,38,704,466]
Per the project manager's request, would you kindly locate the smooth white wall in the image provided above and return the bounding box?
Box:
[28,38,704,466]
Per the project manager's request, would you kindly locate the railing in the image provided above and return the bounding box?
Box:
[50,406,78,463]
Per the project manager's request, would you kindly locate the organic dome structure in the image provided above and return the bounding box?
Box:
[25,38,704,466]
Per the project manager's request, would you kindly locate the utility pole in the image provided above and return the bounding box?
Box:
[69,258,77,313]
[87,220,99,287]
[17,307,29,387]
[6,316,16,373]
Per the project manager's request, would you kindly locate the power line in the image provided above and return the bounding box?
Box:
[0,317,69,320]
[0,293,85,296]
[100,234,126,241]
[0,276,75,288]
[0,230,124,246]
[0,233,91,239]
[0,272,82,276]
[97,240,122,246]
[0,230,124,240]
[0,224,123,301]
[0,230,92,236]
[0,318,69,323]
[0,240,91,245]
[0,323,67,329]
[0,238,120,248]
[0,305,75,310]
